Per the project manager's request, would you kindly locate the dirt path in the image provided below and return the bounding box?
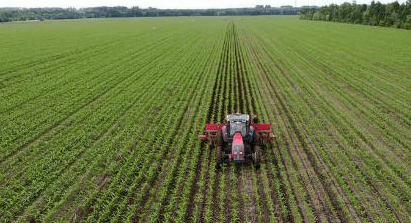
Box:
[243,167,258,223]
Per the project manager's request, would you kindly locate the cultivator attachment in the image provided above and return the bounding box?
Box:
[255,123,277,145]
[199,114,277,169]
[200,123,225,146]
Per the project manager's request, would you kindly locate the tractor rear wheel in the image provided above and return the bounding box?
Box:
[253,145,261,169]
[216,145,223,169]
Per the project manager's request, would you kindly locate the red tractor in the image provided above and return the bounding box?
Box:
[199,113,276,169]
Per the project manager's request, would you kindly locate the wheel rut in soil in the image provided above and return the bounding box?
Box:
[184,22,229,222]
[247,33,352,222]
[186,21,265,222]
[241,31,296,222]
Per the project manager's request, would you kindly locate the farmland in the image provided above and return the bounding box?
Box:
[0,16,411,222]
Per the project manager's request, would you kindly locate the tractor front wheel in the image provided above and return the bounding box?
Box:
[216,145,223,169]
[253,145,261,169]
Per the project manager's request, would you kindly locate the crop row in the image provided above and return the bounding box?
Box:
[0,18,228,222]
[236,17,411,222]
[1,17,410,222]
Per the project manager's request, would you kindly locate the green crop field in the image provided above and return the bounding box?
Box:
[1,16,410,222]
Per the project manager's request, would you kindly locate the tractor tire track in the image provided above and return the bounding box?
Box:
[300,82,395,222]
[233,24,245,113]
[240,31,299,223]
[232,25,261,223]
[224,166,232,223]
[212,171,222,223]
[197,147,213,223]
[234,29,272,221]
[233,28,257,223]
[300,46,411,186]
[248,30,358,222]
[264,33,407,222]
[286,51,402,222]
[158,39,220,223]
[262,157,285,222]
[210,26,230,222]
[265,63,343,222]
[270,47,366,222]
[236,26,298,222]
[249,57,317,222]
[235,23,288,222]
[244,167,258,223]
[195,34,227,223]
[97,81,191,222]
[255,170,271,223]
[223,25,231,117]
[184,25,231,222]
[129,43,211,222]
[235,166,245,223]
[134,104,189,221]
[144,40,219,222]
[59,34,202,222]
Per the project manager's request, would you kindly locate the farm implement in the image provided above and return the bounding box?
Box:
[199,113,277,169]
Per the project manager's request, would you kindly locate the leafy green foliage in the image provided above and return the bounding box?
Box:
[0,16,410,222]
[300,1,411,29]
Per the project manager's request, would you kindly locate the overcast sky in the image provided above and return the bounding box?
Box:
[0,0,406,9]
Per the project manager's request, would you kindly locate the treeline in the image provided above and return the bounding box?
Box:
[0,5,303,22]
[300,0,411,29]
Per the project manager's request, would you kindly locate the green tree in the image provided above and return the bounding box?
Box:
[352,4,367,23]
[339,2,352,22]
[363,8,372,24]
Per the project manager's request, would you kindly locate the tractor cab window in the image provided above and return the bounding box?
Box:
[229,121,247,137]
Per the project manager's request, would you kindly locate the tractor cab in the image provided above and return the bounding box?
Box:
[227,113,249,137]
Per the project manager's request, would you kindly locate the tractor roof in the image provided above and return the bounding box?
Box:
[227,113,249,122]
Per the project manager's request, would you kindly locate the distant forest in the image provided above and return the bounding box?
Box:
[0,5,306,22]
[300,0,411,29]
